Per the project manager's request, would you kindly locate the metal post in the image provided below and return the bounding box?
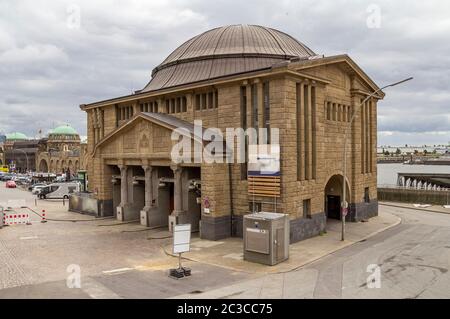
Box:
[341,77,413,241]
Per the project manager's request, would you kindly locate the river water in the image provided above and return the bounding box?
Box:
[377,163,450,186]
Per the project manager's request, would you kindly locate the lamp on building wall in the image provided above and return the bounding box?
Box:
[340,77,413,241]
[111,178,118,184]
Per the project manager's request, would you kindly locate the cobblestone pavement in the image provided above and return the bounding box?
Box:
[0,183,254,298]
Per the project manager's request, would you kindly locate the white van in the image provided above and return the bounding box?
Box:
[38,182,80,199]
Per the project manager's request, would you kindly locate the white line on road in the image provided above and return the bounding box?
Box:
[102,267,134,275]
[19,236,39,240]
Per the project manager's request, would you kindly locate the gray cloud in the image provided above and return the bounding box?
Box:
[0,0,449,146]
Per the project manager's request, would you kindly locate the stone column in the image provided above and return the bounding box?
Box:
[142,165,154,210]
[172,165,183,215]
[116,164,128,221]
[168,165,184,231]
[140,165,154,226]
[119,165,128,206]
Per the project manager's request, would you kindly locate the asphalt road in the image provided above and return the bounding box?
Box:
[173,204,450,299]
[1,183,449,299]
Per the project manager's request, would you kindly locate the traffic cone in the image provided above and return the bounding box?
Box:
[41,210,47,223]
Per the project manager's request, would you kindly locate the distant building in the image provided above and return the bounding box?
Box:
[35,124,88,174]
[3,132,38,172]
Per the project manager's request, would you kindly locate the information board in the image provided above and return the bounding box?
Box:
[173,224,191,254]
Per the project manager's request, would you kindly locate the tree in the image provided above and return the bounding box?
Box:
[395,148,401,155]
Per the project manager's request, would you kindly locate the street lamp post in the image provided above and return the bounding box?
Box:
[341,77,413,241]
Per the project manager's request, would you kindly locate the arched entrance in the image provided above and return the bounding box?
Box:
[39,159,49,172]
[324,174,350,220]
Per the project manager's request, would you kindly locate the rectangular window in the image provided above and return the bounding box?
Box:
[303,84,309,180]
[263,82,270,143]
[166,100,170,113]
[208,92,214,109]
[201,93,207,110]
[326,102,331,120]
[241,86,248,180]
[364,187,370,203]
[296,83,302,181]
[361,99,365,173]
[311,86,316,180]
[181,97,187,112]
[195,94,201,110]
[215,90,219,108]
[176,98,181,113]
[303,199,311,219]
[251,84,258,130]
[171,99,176,113]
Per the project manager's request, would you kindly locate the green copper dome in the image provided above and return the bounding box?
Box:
[6,132,28,140]
[51,125,78,135]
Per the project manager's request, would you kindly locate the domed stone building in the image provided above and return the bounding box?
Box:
[80,25,382,242]
[2,132,40,172]
[36,124,88,174]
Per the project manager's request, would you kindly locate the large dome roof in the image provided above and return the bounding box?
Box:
[50,125,78,135]
[6,132,28,141]
[142,24,316,92]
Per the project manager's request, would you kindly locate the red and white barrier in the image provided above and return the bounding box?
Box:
[41,210,47,223]
[2,212,31,225]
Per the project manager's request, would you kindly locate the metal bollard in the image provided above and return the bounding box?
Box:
[0,206,3,229]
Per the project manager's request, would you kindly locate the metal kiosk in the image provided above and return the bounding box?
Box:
[243,212,289,266]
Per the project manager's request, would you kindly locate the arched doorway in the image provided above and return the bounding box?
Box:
[39,159,49,172]
[324,174,350,220]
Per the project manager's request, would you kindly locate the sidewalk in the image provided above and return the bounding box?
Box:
[165,210,401,275]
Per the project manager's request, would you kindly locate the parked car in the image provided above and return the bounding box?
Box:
[0,173,13,181]
[5,181,16,188]
[29,183,47,191]
[32,185,46,195]
[38,182,80,199]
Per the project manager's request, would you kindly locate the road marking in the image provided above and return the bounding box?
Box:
[102,267,134,275]
[19,236,38,240]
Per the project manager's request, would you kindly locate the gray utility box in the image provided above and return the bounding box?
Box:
[243,212,290,266]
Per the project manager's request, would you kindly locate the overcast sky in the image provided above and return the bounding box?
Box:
[0,0,449,146]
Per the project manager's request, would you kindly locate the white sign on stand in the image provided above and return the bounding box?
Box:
[173,224,191,254]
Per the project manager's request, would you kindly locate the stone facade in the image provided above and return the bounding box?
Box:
[80,28,382,243]
[35,134,88,175]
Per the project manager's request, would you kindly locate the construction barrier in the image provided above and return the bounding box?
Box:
[2,211,32,226]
